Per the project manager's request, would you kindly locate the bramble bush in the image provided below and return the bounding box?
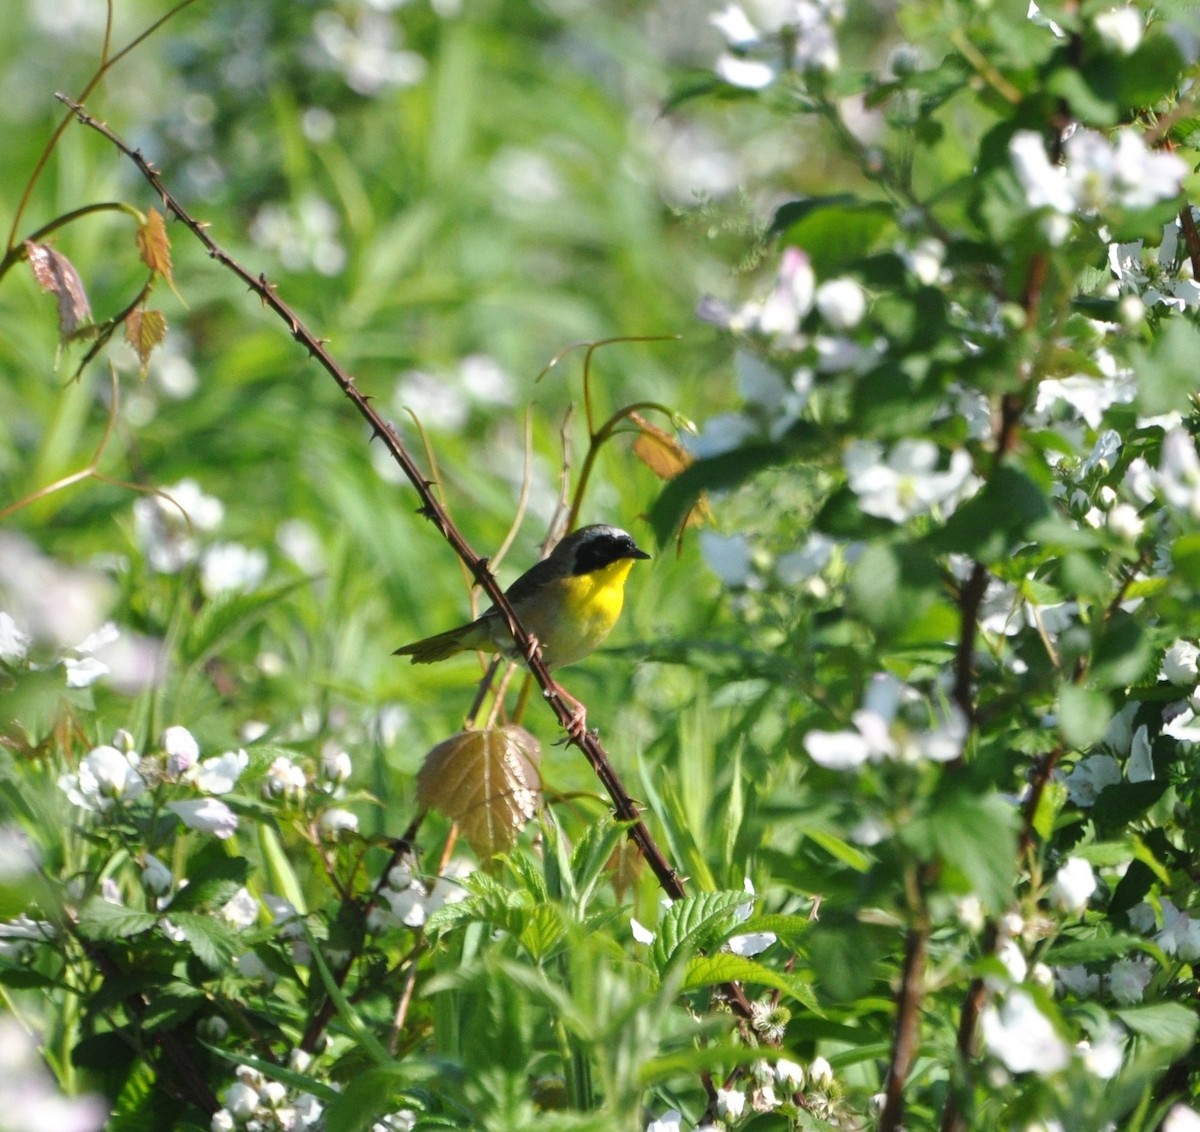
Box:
[2,0,1200,1129]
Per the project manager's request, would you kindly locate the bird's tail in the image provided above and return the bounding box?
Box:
[393,618,490,664]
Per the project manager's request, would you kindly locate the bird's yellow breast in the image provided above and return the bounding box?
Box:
[516,558,636,669]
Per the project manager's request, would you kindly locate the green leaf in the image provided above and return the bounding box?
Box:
[848,541,941,634]
[681,953,822,1013]
[168,912,236,971]
[1057,685,1112,749]
[769,195,893,277]
[1134,319,1200,418]
[183,580,306,662]
[649,890,747,976]
[77,899,158,941]
[1046,933,1155,965]
[647,444,789,545]
[323,1065,415,1132]
[1113,1002,1198,1048]
[1089,612,1155,689]
[933,465,1051,562]
[141,982,206,1031]
[901,790,1018,912]
[1170,532,1200,590]
[168,844,251,912]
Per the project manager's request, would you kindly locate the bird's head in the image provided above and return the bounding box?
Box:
[555,525,651,576]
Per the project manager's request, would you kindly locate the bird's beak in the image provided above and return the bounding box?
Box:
[631,546,652,560]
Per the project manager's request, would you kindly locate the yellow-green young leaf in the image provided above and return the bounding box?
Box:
[25,240,92,338]
[136,208,174,283]
[416,726,542,856]
[124,308,168,374]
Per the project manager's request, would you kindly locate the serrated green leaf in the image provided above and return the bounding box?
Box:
[681,953,822,1013]
[168,911,236,970]
[1113,1002,1199,1048]
[168,845,251,912]
[77,899,158,941]
[183,580,305,662]
[649,890,747,976]
[141,982,207,1031]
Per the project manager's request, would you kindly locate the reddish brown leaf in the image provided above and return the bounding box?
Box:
[416,726,542,856]
[631,412,693,481]
[136,208,174,283]
[25,241,93,338]
[124,308,168,375]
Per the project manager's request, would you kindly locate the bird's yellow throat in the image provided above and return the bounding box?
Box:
[560,557,637,632]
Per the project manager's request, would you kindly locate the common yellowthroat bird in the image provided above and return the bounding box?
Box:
[394,524,651,670]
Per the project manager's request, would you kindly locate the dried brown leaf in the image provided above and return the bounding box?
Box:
[136,208,174,283]
[25,241,93,338]
[124,308,168,375]
[416,726,542,856]
[630,412,692,481]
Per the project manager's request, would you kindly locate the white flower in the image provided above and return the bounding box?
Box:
[1050,857,1096,914]
[981,990,1070,1074]
[164,726,200,775]
[221,887,260,929]
[1108,957,1152,1004]
[320,807,358,835]
[168,798,239,839]
[192,749,249,795]
[1078,1022,1124,1079]
[211,1109,235,1132]
[758,248,815,339]
[809,1056,834,1088]
[321,748,353,785]
[631,918,655,945]
[1157,899,1200,960]
[1156,429,1200,519]
[200,543,268,597]
[1164,1105,1200,1132]
[133,479,224,574]
[0,612,30,661]
[815,278,866,329]
[1010,130,1075,213]
[141,854,172,895]
[844,439,975,522]
[59,746,146,811]
[1011,128,1186,219]
[1056,964,1100,997]
[715,54,779,88]
[222,1081,259,1121]
[995,940,1028,985]
[235,951,275,984]
[1127,902,1157,933]
[1107,503,1143,542]
[265,755,307,797]
[715,1087,746,1119]
[775,1058,805,1090]
[1035,373,1135,429]
[645,1113,683,1132]
[1127,725,1154,782]
[1094,7,1142,53]
[1162,640,1200,685]
[1064,755,1121,806]
[0,1016,106,1132]
[64,656,108,688]
[700,532,751,588]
